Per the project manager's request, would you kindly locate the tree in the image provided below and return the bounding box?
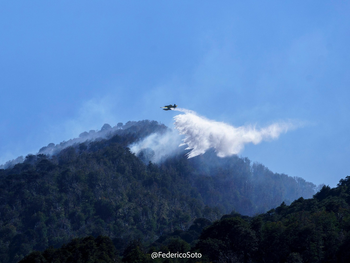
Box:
[122,240,148,263]
[197,217,257,263]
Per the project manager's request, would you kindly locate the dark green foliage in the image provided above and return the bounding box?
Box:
[196,217,258,262]
[18,236,117,263]
[193,179,350,263]
[314,185,331,201]
[0,120,316,262]
[16,169,350,263]
[122,240,148,263]
[18,251,47,263]
[188,218,212,234]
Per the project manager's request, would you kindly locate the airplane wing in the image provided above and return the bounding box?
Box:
[160,104,176,110]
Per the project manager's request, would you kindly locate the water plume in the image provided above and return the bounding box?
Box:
[173,108,297,158]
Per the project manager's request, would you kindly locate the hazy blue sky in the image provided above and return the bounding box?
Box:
[1,1,349,187]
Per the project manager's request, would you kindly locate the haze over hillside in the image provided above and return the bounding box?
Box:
[0,120,317,262]
[0,120,163,169]
[2,108,300,171]
[1,2,349,262]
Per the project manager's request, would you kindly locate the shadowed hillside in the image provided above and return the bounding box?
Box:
[20,176,350,263]
[0,120,316,262]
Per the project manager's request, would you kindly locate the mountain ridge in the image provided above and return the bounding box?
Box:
[0,120,316,262]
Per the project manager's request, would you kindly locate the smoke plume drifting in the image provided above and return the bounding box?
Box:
[129,129,183,163]
[173,108,297,158]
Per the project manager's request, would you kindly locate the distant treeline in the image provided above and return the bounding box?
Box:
[20,177,350,262]
[0,120,316,262]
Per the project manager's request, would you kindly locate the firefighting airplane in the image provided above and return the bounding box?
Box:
[160,104,177,111]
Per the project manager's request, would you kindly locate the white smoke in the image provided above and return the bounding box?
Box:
[173,108,297,158]
[130,108,298,162]
[129,129,183,163]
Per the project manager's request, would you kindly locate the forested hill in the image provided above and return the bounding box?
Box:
[178,176,350,262]
[0,120,167,169]
[19,177,350,263]
[0,120,316,262]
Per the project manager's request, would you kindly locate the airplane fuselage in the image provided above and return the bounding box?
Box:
[161,104,177,110]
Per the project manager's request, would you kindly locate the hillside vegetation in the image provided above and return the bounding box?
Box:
[149,177,350,263]
[0,120,315,262]
[20,177,350,262]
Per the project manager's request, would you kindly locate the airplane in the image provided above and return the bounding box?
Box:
[161,104,177,110]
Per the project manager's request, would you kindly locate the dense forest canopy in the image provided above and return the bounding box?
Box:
[19,177,350,263]
[0,120,317,262]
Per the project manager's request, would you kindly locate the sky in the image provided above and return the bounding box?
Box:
[1,1,349,187]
